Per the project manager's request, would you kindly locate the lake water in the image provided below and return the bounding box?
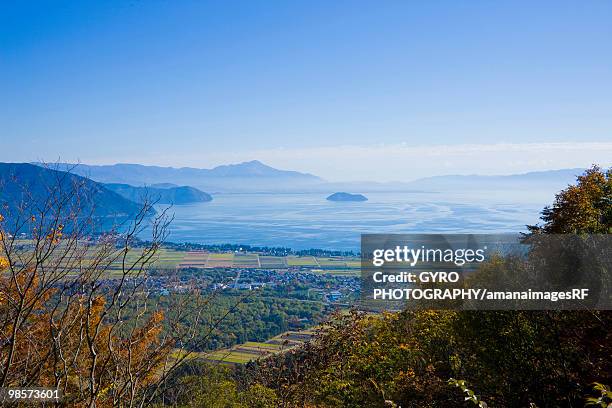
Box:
[153,190,550,251]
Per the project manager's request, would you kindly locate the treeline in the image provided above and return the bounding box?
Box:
[242,309,610,407]
[163,308,610,407]
[138,240,357,257]
[154,293,325,351]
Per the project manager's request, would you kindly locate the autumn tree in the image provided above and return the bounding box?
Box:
[0,164,244,407]
[244,166,612,408]
[529,165,612,233]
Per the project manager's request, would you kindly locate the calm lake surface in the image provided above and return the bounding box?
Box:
[153,190,549,251]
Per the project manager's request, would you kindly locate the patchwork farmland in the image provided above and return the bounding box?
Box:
[5,240,359,275]
[135,248,360,273]
[203,329,316,365]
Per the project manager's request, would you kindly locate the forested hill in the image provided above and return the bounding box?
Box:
[105,183,212,204]
[0,163,146,226]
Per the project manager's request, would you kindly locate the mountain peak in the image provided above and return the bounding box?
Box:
[31,160,322,191]
[209,160,316,178]
[242,159,266,166]
[214,160,271,170]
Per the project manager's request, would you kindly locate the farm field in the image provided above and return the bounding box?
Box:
[7,241,360,274]
[232,253,260,267]
[202,329,315,365]
[286,256,318,267]
[259,256,286,268]
[153,248,187,268]
[152,249,359,271]
[204,252,234,268]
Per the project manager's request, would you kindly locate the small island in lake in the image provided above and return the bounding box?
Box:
[326,192,368,202]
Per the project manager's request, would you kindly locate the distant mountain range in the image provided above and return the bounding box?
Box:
[0,163,144,227]
[0,161,589,233]
[27,161,585,195]
[45,161,322,192]
[404,168,584,191]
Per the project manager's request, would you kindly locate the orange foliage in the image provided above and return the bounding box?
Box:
[0,268,169,407]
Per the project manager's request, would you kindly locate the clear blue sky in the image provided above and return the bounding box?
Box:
[2,1,612,180]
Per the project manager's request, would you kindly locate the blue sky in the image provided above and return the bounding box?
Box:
[2,1,612,180]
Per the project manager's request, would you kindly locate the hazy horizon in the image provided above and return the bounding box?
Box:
[18,141,612,183]
[2,2,612,181]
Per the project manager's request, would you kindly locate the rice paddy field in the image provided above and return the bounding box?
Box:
[4,240,360,275]
[97,250,360,276]
[259,256,287,268]
[145,248,360,272]
[201,329,316,365]
[286,256,318,266]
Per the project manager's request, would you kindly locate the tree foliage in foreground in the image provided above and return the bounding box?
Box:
[235,166,612,408]
[529,165,612,234]
[0,168,269,407]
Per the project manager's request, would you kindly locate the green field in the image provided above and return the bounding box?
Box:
[242,341,284,350]
[286,256,318,266]
[205,350,255,364]
[9,242,360,274]
[207,253,234,260]
[111,249,360,272]
[202,329,315,365]
[152,248,187,268]
[259,256,287,268]
[316,257,349,267]
[232,253,260,267]
[203,252,233,267]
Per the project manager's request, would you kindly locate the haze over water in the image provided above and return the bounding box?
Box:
[157,190,547,251]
